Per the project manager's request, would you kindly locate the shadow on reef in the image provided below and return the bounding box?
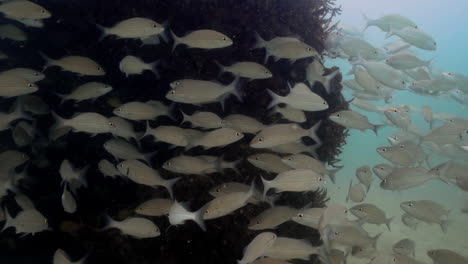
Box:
[0,0,347,263]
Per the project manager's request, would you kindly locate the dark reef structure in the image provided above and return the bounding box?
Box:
[0,0,347,263]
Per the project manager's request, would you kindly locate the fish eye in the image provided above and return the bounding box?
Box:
[222,37,227,41]
[166,162,172,166]
[256,221,260,225]
[34,73,39,76]
[235,132,241,136]
[344,209,348,213]
[322,101,327,105]
[258,137,264,142]
[215,188,220,193]
[254,156,259,160]
[383,179,387,183]
[170,90,176,95]
[205,209,210,214]
[399,144,405,149]
[28,83,33,87]
[381,148,387,152]
[155,227,160,232]
[336,114,341,117]
[152,24,158,28]
[108,122,115,127]
[401,80,406,84]
[380,167,384,170]
[97,67,102,71]
[334,231,339,235]
[408,203,413,207]
[40,9,46,13]
[298,213,304,217]
[358,208,362,211]
[287,158,292,161]
[307,47,312,51]
[116,108,122,112]
[374,50,378,54]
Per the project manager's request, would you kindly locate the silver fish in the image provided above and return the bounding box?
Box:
[135,198,173,217]
[427,249,468,264]
[264,237,319,261]
[181,111,223,129]
[171,29,233,50]
[386,26,437,51]
[282,153,340,183]
[42,54,105,76]
[261,169,326,197]
[248,206,299,230]
[363,14,417,32]
[267,83,328,111]
[372,164,393,180]
[59,82,112,104]
[329,110,383,134]
[350,203,393,231]
[222,114,265,134]
[104,216,160,239]
[380,167,436,191]
[393,238,415,257]
[248,153,292,174]
[347,180,366,203]
[168,201,205,231]
[250,122,321,148]
[356,165,373,192]
[119,55,157,76]
[100,17,164,40]
[238,232,277,264]
[400,200,449,232]
[216,61,272,79]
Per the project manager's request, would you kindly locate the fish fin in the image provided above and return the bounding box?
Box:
[323,69,339,94]
[38,52,53,71]
[164,177,180,199]
[51,111,66,130]
[96,24,109,41]
[308,120,322,145]
[385,217,393,231]
[361,13,371,31]
[78,165,90,189]
[266,89,284,109]
[252,31,266,50]
[385,26,395,39]
[213,60,225,77]
[170,30,181,52]
[440,220,449,233]
[144,151,157,165]
[193,205,207,231]
[372,124,385,135]
[328,166,342,184]
[148,60,160,78]
[371,232,382,248]
[227,77,243,102]
[142,121,152,139]
[261,176,271,200]
[1,208,13,232]
[346,179,352,202]
[179,110,191,125]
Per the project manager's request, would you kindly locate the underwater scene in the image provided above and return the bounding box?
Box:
[0,0,467,263]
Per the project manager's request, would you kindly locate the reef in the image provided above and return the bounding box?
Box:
[0,0,346,263]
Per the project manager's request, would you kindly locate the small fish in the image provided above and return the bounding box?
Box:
[380,167,436,191]
[428,161,468,183]
[209,182,264,205]
[2,208,48,235]
[261,169,326,197]
[376,142,427,167]
[421,106,434,128]
[306,59,339,93]
[109,116,140,142]
[393,239,415,257]
[427,249,468,264]
[1,68,45,83]
[61,183,77,214]
[143,125,201,147]
[171,29,233,51]
[216,61,272,79]
[422,123,468,145]
[99,17,164,40]
[135,198,173,216]
[248,153,292,174]
[14,193,35,210]
[117,160,179,198]
[168,201,206,231]
[386,26,437,51]
[264,237,319,261]
[353,65,384,95]
[52,112,113,135]
[384,40,411,54]
[188,128,243,150]
[292,207,325,229]
[222,114,265,134]
[238,232,277,264]
[372,164,393,180]
[166,78,241,108]
[181,111,223,129]
[0,0,51,20]
[404,67,431,81]
[53,249,86,264]
[267,41,319,63]
[320,247,348,264]
[0,73,38,97]
[162,155,220,175]
[328,224,381,248]
[104,216,160,239]
[58,82,112,104]
[42,54,105,76]
[203,184,254,220]
[103,138,151,162]
[384,106,412,130]
[282,154,340,183]
[248,206,299,230]
[113,101,166,121]
[274,106,306,123]
[250,122,321,148]
[401,213,419,230]
[400,200,449,232]
[351,98,385,113]
[343,79,365,92]
[363,14,417,32]
[350,203,393,231]
[59,159,87,189]
[252,258,291,264]
[119,55,157,77]
[13,121,33,146]
[356,166,373,192]
[267,83,328,111]
[351,244,376,259]
[386,51,432,70]
[329,110,383,135]
[346,180,366,203]
[339,37,387,60]
[97,159,120,178]
[0,24,27,41]
[353,56,407,90]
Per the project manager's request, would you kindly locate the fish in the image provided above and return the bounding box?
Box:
[421,106,434,128]
[346,180,366,203]
[450,89,468,106]
[103,139,151,162]
[248,206,299,230]
[250,122,321,148]
[0,24,27,41]
[119,55,157,76]
[267,83,328,111]
[266,41,319,63]
[14,193,35,210]
[216,61,272,79]
[171,29,233,51]
[113,101,167,121]
[386,26,437,51]
[99,17,164,40]
[109,116,140,142]
[117,160,179,198]
[281,154,341,183]
[97,159,120,178]
[363,14,417,32]
[274,106,306,123]
[422,123,468,145]
[42,54,105,76]
[261,169,326,197]
[292,207,325,229]
[209,182,265,205]
[143,125,201,147]
[393,239,416,257]
[384,106,412,130]
[187,128,243,150]
[16,18,44,28]
[372,164,393,180]
[353,56,408,90]
[251,258,291,264]
[368,253,399,264]
[58,82,112,104]
[202,184,254,220]
[168,201,206,231]
[351,98,385,112]
[353,65,384,95]
[269,142,317,156]
[264,237,319,261]
[428,161,468,183]
[248,153,293,174]
[238,232,277,264]
[409,78,455,94]
[339,37,387,60]
[356,165,373,192]
[401,213,419,230]
[0,103,28,131]
[400,200,449,232]
[222,114,265,134]
[1,68,45,83]
[404,67,431,81]
[135,198,173,216]
[351,244,376,259]
[343,79,365,92]
[20,95,49,115]
[427,249,468,264]
[306,59,339,93]
[104,216,160,239]
[53,249,86,264]
[59,159,87,188]
[52,112,113,135]
[162,155,221,175]
[0,0,51,19]
[0,150,29,173]
[0,73,38,97]
[2,208,49,235]
[61,183,77,214]
[320,247,348,264]
[384,40,411,54]
[386,51,432,70]
[350,203,393,231]
[180,111,223,129]
[328,224,381,248]
[380,167,437,191]
[329,110,383,135]
[166,78,241,108]
[376,142,427,167]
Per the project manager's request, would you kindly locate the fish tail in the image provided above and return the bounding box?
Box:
[252,31,266,50]
[1,207,13,232]
[148,60,160,78]
[361,13,371,32]
[179,110,191,125]
[385,216,394,231]
[142,121,152,139]
[328,166,342,184]
[385,26,395,39]
[261,176,270,200]
[440,220,449,233]
[164,177,180,199]
[224,159,240,174]
[371,232,382,248]
[309,120,322,145]
[227,77,243,102]
[38,51,53,71]
[96,24,109,41]
[165,102,177,121]
[213,60,225,77]
[323,69,339,94]
[372,124,385,135]
[50,111,67,130]
[170,30,180,52]
[266,89,283,109]
[193,205,207,231]
[78,165,90,189]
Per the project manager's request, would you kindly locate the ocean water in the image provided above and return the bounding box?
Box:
[0,0,467,263]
